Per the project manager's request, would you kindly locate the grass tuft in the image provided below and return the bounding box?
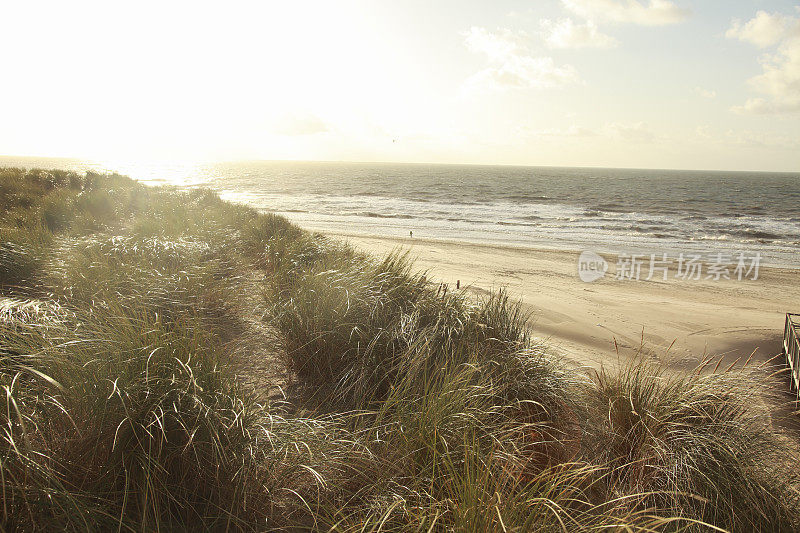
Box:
[588,356,800,532]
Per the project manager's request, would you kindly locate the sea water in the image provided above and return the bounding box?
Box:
[3,157,799,267]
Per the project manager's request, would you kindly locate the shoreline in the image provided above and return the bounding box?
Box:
[323,230,799,371]
[286,219,800,269]
[316,228,800,268]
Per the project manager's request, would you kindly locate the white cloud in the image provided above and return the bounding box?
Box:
[694,125,712,139]
[731,96,800,115]
[603,122,656,142]
[726,10,800,48]
[561,0,689,26]
[463,26,528,61]
[273,113,330,136]
[693,125,799,149]
[727,10,800,115]
[540,18,618,48]
[694,87,716,99]
[724,129,800,149]
[523,125,599,138]
[530,122,659,143]
[462,27,580,92]
[463,58,580,91]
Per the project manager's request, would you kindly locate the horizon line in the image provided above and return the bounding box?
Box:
[1,153,798,175]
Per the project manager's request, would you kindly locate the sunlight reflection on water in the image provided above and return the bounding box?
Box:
[93,160,214,187]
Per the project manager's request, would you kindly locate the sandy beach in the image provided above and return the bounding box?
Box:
[329,231,799,371]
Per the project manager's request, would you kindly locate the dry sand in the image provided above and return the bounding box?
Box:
[326,231,799,372]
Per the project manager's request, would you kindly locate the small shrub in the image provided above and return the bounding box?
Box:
[241,212,304,262]
[0,307,295,530]
[587,357,800,532]
[43,235,246,337]
[0,242,42,290]
[75,188,117,223]
[272,247,549,409]
[0,223,52,291]
[40,190,75,232]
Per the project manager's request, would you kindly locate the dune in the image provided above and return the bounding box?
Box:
[332,231,798,371]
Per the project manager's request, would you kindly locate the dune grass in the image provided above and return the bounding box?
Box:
[1,167,799,531]
[587,358,800,532]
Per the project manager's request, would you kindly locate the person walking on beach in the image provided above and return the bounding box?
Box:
[410,230,413,238]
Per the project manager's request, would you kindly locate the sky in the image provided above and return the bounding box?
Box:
[1,0,799,171]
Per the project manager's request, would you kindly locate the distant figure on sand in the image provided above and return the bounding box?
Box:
[410,230,413,238]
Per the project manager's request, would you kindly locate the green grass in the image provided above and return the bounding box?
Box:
[587,357,800,532]
[1,166,799,531]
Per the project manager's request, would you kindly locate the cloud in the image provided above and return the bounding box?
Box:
[463,26,528,61]
[522,124,599,138]
[273,113,330,136]
[540,18,618,48]
[723,129,800,149]
[731,96,800,115]
[525,122,656,143]
[726,10,800,48]
[694,125,712,140]
[603,121,656,142]
[692,125,799,149]
[694,87,716,99]
[462,27,580,92]
[561,0,689,26]
[463,58,580,91]
[727,9,800,115]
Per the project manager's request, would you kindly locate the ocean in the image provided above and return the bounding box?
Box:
[3,156,799,267]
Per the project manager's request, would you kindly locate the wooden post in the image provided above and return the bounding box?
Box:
[784,314,800,399]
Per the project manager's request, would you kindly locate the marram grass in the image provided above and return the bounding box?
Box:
[1,167,799,531]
